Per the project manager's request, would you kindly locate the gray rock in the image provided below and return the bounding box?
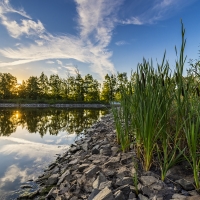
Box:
[81,143,88,151]
[47,173,59,185]
[138,194,149,200]
[92,148,100,154]
[114,190,125,200]
[176,179,195,191]
[93,186,114,200]
[88,189,100,200]
[121,153,133,164]
[129,192,136,199]
[46,187,58,199]
[78,163,90,172]
[140,176,158,186]
[85,165,100,178]
[57,169,70,186]
[99,181,112,190]
[172,193,187,199]
[122,177,134,186]
[93,173,107,189]
[104,157,120,168]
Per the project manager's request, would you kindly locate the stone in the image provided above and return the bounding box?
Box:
[121,154,133,164]
[47,173,59,185]
[138,194,149,200]
[114,190,125,200]
[93,173,107,189]
[93,187,114,200]
[114,184,131,198]
[176,179,195,191]
[81,143,88,151]
[104,157,120,168]
[57,169,70,186]
[85,165,100,178]
[92,148,100,154]
[172,193,187,199]
[129,192,136,199]
[122,177,134,186]
[46,187,58,199]
[99,181,112,190]
[117,167,130,178]
[78,163,90,172]
[140,176,158,186]
[68,159,78,166]
[88,189,100,200]
[111,147,119,156]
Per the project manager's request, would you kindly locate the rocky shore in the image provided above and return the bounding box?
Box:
[0,103,108,108]
[18,114,200,200]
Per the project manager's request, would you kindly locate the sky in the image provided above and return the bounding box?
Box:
[0,0,200,83]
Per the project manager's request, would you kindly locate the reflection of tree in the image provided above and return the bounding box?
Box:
[0,108,109,137]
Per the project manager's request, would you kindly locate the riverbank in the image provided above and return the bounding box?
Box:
[0,103,108,108]
[18,114,200,200]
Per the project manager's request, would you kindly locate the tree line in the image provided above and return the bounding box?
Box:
[0,71,129,102]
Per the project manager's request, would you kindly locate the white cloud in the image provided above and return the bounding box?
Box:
[119,0,196,25]
[121,17,143,25]
[57,60,63,66]
[115,40,128,46]
[46,60,55,64]
[0,0,123,79]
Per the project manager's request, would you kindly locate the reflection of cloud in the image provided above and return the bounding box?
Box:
[0,137,68,161]
[45,139,54,143]
[0,165,29,188]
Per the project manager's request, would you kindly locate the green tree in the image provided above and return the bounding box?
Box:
[0,73,17,99]
[38,72,49,99]
[26,76,40,99]
[101,74,117,102]
[49,74,62,99]
[84,74,100,101]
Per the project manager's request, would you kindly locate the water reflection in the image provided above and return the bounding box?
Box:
[0,108,108,199]
[0,108,108,136]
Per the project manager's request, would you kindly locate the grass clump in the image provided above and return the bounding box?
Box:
[112,20,200,191]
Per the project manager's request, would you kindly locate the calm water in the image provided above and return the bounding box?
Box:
[0,108,108,199]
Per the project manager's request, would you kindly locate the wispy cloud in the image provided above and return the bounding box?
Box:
[119,0,196,25]
[115,40,128,46]
[0,0,124,79]
[46,60,55,64]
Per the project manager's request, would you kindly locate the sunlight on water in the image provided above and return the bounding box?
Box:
[0,107,108,199]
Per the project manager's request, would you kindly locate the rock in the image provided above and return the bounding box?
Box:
[140,176,158,186]
[85,165,100,178]
[121,153,133,164]
[100,147,112,156]
[46,187,58,199]
[47,173,59,185]
[104,157,120,168]
[176,179,195,191]
[122,177,134,186]
[138,194,149,200]
[81,143,88,151]
[88,189,100,200]
[68,158,78,166]
[111,147,119,156]
[78,163,90,172]
[20,185,32,189]
[117,167,130,178]
[93,187,114,200]
[114,184,131,198]
[172,193,187,199]
[99,181,112,190]
[92,148,100,154]
[93,173,107,189]
[129,192,136,199]
[57,169,70,186]
[114,190,125,200]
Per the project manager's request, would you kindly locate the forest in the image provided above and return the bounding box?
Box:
[0,70,128,103]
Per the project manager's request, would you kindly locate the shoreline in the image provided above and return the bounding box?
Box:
[18,114,200,200]
[0,103,109,108]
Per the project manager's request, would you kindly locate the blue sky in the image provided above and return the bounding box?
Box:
[0,0,200,83]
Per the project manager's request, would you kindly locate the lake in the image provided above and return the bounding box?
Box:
[0,107,108,199]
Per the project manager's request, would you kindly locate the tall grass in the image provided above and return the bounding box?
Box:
[112,20,200,188]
